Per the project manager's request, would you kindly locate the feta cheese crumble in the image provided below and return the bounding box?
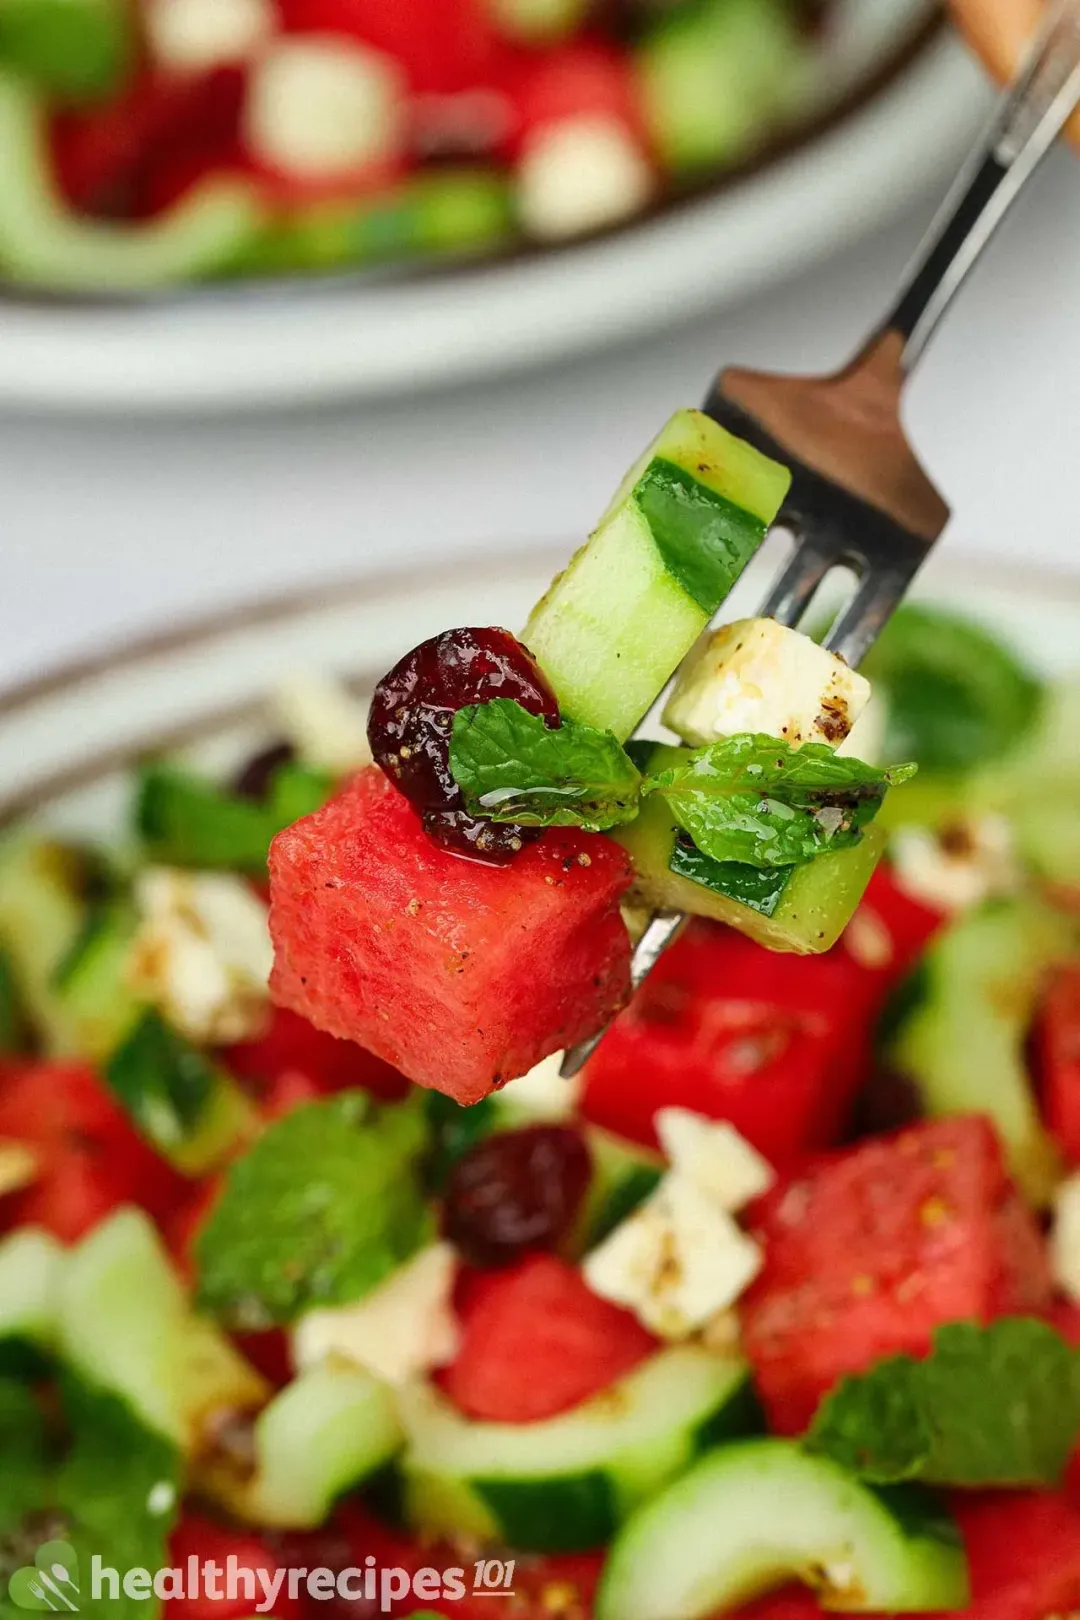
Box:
[583,1172,762,1339]
[518,115,653,241]
[273,671,373,777]
[244,36,405,182]
[147,0,275,74]
[891,813,1020,914]
[127,868,272,1045]
[1051,1173,1080,1305]
[656,1109,774,1213]
[293,1243,460,1387]
[663,618,871,751]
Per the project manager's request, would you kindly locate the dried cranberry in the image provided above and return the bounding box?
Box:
[232,740,295,801]
[443,1125,592,1268]
[367,627,559,865]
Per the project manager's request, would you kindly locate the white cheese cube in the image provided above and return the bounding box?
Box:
[891,814,1020,914]
[273,671,373,777]
[583,1171,762,1340]
[127,868,272,1045]
[495,1051,581,1124]
[147,0,276,74]
[244,36,405,182]
[292,1243,460,1387]
[663,618,871,751]
[656,1109,773,1213]
[1051,1173,1080,1305]
[518,114,653,242]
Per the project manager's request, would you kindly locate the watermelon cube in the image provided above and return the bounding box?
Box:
[739,1115,1052,1435]
[268,767,632,1104]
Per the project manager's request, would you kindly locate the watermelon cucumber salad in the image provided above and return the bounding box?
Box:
[0,0,829,291]
[0,407,1079,1618]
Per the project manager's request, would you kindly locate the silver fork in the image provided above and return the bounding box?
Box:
[562,0,1080,1079]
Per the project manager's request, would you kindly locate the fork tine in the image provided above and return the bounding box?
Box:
[758,532,843,627]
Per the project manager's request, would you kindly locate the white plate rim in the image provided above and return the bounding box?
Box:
[0,28,989,413]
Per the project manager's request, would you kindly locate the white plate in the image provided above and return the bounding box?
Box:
[0,9,990,414]
[0,547,1075,838]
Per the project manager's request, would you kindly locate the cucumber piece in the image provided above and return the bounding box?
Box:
[0,0,131,102]
[51,899,143,1062]
[57,1207,268,1453]
[976,679,1080,889]
[637,0,807,175]
[524,409,790,739]
[105,1010,258,1175]
[886,899,1071,1207]
[0,1227,63,1374]
[575,1127,664,1250]
[0,70,264,290]
[617,747,885,953]
[0,941,31,1053]
[400,1346,758,1553]
[238,169,513,277]
[0,838,96,1052]
[242,1362,403,1528]
[597,1440,967,1619]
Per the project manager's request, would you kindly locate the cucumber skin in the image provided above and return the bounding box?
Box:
[597,1439,968,1620]
[400,1348,757,1555]
[105,1010,258,1175]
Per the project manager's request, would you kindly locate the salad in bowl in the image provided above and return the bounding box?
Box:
[0,410,1078,1620]
[0,0,930,293]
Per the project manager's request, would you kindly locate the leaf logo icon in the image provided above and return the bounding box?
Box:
[8,1542,80,1611]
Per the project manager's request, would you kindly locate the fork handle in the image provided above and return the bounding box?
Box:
[878,0,1080,374]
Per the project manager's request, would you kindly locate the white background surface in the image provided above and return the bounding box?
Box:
[2,142,1079,690]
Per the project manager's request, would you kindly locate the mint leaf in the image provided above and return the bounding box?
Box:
[645,736,914,870]
[0,1381,51,1535]
[449,699,642,831]
[0,1377,179,1620]
[808,1317,1080,1488]
[57,1377,179,1620]
[195,1091,433,1328]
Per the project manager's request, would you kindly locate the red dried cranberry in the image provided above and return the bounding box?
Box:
[367,627,559,864]
[231,740,295,801]
[443,1125,592,1268]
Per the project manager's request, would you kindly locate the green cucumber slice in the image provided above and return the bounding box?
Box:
[0,70,264,290]
[0,1227,63,1374]
[638,0,808,175]
[0,941,31,1053]
[401,1346,758,1553]
[575,1127,664,1251]
[105,1010,257,1175]
[0,0,131,102]
[241,1362,402,1528]
[617,746,885,953]
[597,1440,968,1619]
[885,898,1069,1207]
[56,1207,267,1452]
[0,838,103,1053]
[524,409,790,738]
[51,898,143,1062]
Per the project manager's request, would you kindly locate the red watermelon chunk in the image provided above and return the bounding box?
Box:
[268,767,632,1104]
[739,1115,1052,1435]
[439,1254,657,1423]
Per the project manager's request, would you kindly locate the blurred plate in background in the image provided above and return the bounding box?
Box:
[0,2,989,413]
